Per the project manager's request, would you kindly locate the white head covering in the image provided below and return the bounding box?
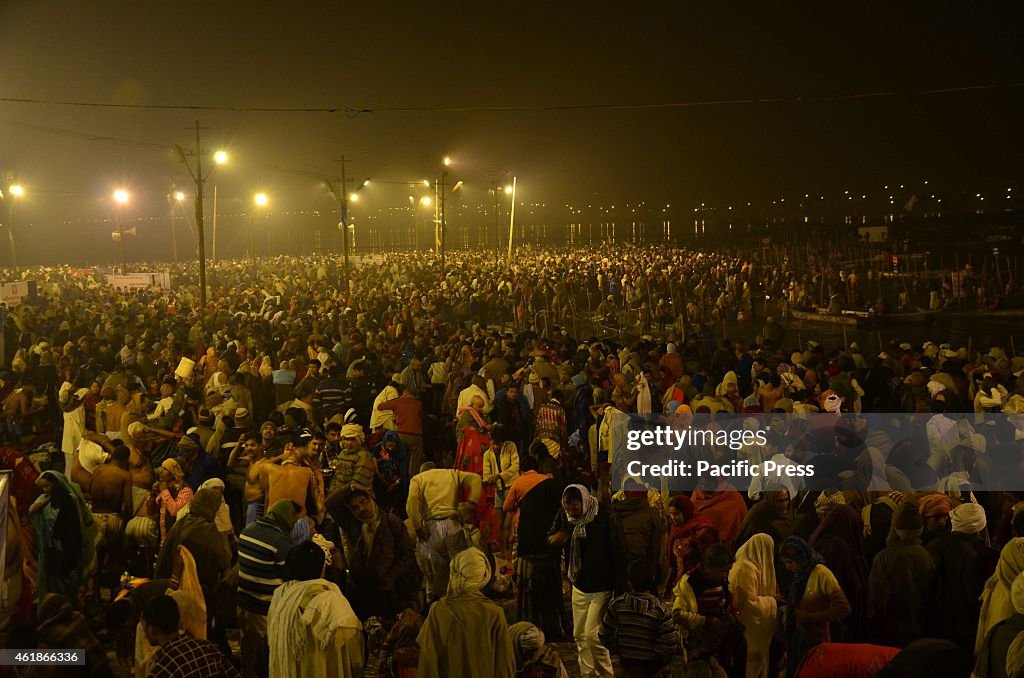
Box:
[447,547,491,596]
[950,502,987,535]
[733,532,777,598]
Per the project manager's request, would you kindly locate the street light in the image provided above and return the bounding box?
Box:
[112,189,130,272]
[438,158,455,274]
[2,180,23,270]
[250,193,268,264]
[504,185,512,195]
[168,189,187,264]
[172,120,230,311]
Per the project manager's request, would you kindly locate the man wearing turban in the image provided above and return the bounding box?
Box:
[927,501,994,652]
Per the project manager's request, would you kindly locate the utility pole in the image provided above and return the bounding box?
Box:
[193,122,208,309]
[168,185,179,264]
[341,155,349,289]
[325,156,356,291]
[116,203,127,273]
[172,121,228,313]
[490,173,500,264]
[439,164,447,276]
[2,174,18,272]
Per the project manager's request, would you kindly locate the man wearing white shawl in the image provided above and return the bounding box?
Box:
[729,534,778,678]
[268,542,364,678]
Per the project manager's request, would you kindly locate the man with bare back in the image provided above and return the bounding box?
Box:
[256,441,321,544]
[89,445,133,599]
[124,421,160,572]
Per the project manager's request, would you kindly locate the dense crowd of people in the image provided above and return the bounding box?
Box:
[0,243,1021,677]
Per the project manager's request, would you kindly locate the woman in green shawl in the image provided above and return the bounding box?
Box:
[29,470,97,606]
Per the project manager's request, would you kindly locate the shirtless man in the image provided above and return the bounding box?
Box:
[2,382,38,443]
[241,434,278,526]
[89,445,133,600]
[256,441,322,543]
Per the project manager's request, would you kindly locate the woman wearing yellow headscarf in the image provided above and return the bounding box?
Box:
[977,538,1024,654]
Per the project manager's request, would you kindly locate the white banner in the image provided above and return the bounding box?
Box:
[105,272,171,290]
[0,281,36,307]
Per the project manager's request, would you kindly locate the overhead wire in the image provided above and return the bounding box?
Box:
[0,82,1020,115]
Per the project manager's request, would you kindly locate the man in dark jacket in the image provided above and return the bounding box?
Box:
[326,482,421,621]
[867,500,936,647]
[927,502,997,652]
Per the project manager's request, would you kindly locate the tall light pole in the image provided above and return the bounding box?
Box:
[113,189,129,273]
[251,192,268,265]
[436,158,464,276]
[439,157,450,275]
[324,162,368,291]
[417,195,432,251]
[169,189,184,264]
[2,181,23,271]
[489,175,512,264]
[172,121,227,313]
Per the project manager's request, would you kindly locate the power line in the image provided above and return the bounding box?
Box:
[0,82,1021,115]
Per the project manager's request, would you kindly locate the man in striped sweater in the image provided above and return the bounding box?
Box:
[598,560,680,677]
[236,499,300,678]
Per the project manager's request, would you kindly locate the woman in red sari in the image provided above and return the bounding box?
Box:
[691,477,749,548]
[454,396,498,544]
[663,495,719,596]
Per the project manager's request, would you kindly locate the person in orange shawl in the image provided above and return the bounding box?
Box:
[691,474,749,549]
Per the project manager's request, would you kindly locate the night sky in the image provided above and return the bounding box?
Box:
[2,3,1023,262]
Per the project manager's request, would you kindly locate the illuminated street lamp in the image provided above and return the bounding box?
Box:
[213,150,228,165]
[437,157,463,275]
[168,188,186,263]
[1,179,24,270]
[112,189,130,272]
[250,192,268,264]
